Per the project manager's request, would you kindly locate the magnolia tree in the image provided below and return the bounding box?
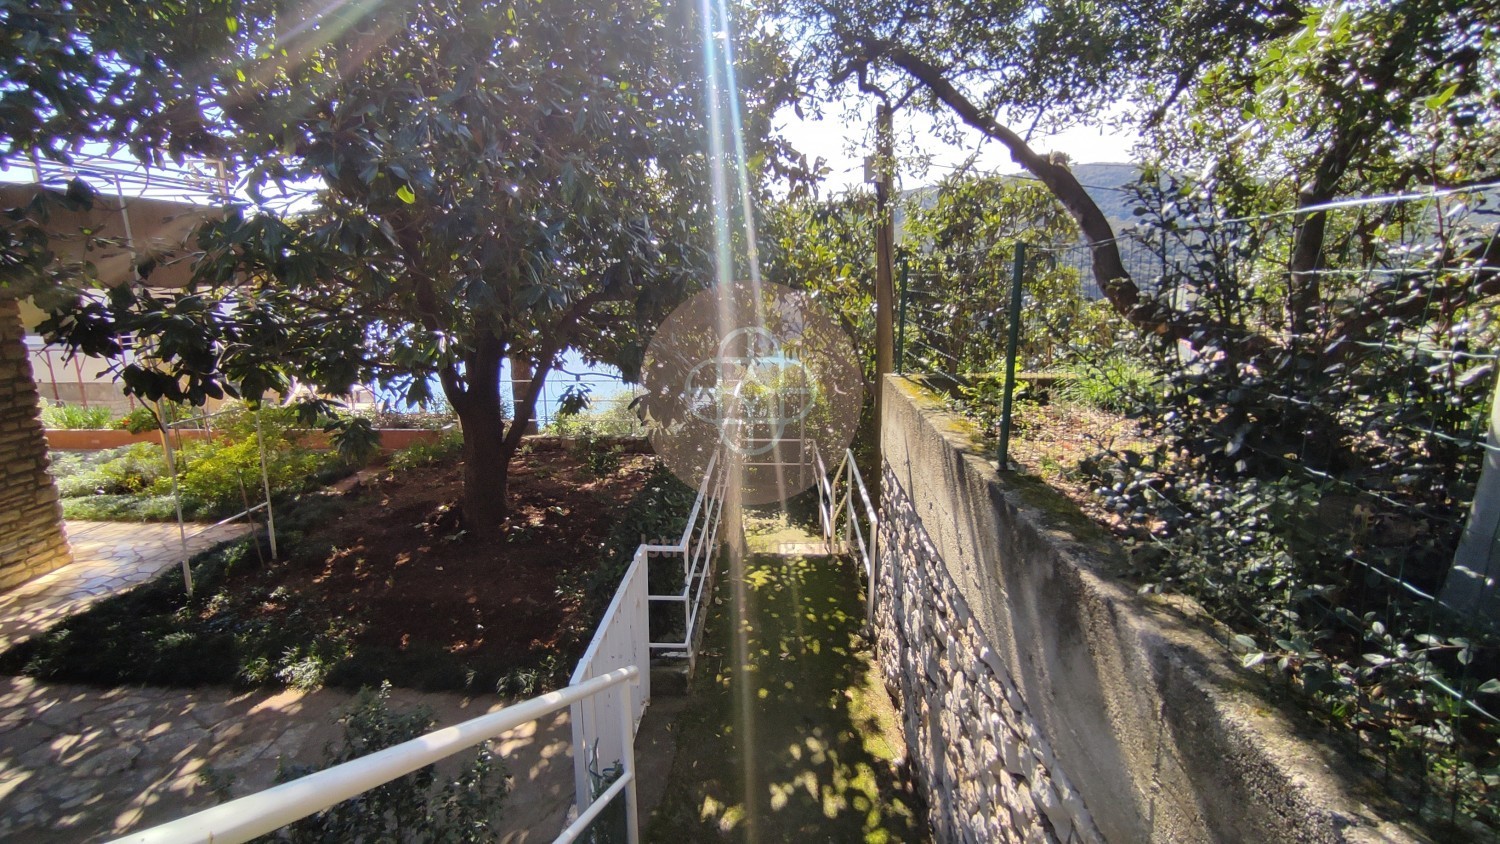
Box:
[2,0,796,535]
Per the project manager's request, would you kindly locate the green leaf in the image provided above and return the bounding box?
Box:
[396,185,417,204]
[1478,679,1500,694]
[1424,83,1459,111]
[226,16,238,33]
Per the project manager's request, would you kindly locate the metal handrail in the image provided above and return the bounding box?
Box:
[5,150,231,203]
[813,442,879,622]
[645,448,726,658]
[110,667,642,844]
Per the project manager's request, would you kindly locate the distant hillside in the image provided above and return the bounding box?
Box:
[895,161,1147,241]
[1069,163,1146,233]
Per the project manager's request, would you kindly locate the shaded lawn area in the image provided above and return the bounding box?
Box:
[2,449,692,696]
[647,546,928,843]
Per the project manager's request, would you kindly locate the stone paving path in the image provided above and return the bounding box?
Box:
[0,676,579,842]
[0,516,682,842]
[0,520,248,652]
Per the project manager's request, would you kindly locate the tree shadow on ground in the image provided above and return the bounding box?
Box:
[647,550,928,843]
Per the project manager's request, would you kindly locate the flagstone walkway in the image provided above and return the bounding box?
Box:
[0,675,578,843]
[0,520,249,652]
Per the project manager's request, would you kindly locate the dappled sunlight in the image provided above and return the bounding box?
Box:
[0,521,249,652]
[647,528,928,842]
[0,674,572,842]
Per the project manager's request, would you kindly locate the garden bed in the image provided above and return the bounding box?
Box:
[4,446,690,696]
[43,426,450,452]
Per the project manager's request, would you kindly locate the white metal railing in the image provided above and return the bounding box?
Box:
[107,667,642,844]
[569,545,651,832]
[814,443,878,622]
[111,446,727,844]
[3,150,231,204]
[644,448,728,664]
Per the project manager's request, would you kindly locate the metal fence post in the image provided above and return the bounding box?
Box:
[256,408,279,559]
[896,254,909,374]
[159,412,193,597]
[998,242,1025,469]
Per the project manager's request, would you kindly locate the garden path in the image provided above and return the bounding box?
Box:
[0,675,580,842]
[0,520,249,652]
[644,515,928,842]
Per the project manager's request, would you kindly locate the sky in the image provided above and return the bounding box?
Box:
[773,101,1140,194]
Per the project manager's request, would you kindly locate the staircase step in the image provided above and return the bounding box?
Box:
[650,660,691,697]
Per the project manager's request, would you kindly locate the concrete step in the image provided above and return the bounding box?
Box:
[650,659,691,697]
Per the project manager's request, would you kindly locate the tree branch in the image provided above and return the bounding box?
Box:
[867,39,1261,349]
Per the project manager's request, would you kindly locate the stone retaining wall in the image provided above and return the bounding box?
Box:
[876,460,1099,843]
[877,375,1420,843]
[0,300,72,591]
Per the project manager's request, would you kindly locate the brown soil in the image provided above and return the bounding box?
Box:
[274,450,653,684]
[1005,398,1157,536]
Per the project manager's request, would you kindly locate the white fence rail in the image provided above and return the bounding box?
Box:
[645,449,728,665]
[108,667,641,844]
[569,545,651,831]
[110,445,729,844]
[814,444,878,621]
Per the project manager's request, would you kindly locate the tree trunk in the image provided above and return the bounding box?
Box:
[455,398,510,537]
[438,336,512,539]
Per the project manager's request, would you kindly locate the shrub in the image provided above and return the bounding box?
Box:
[572,433,624,478]
[357,403,460,431]
[52,443,170,498]
[51,401,349,522]
[61,493,179,522]
[388,428,465,472]
[273,683,508,843]
[118,401,193,434]
[163,436,333,519]
[39,403,116,429]
[1056,359,1158,413]
[547,392,644,438]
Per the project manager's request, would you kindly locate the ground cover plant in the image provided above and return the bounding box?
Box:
[268,683,509,843]
[38,402,117,430]
[50,402,350,522]
[5,445,678,696]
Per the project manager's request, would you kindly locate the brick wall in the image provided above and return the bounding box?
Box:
[0,299,71,590]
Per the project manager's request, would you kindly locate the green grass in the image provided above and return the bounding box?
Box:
[646,549,927,842]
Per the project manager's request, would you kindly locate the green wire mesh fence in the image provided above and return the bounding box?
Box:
[895,182,1500,835]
